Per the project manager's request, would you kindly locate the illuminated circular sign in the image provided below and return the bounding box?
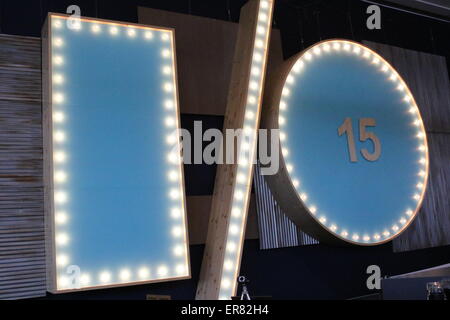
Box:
[262,39,429,245]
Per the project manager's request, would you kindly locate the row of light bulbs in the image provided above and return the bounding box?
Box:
[219,0,274,300]
[51,16,188,290]
[277,40,428,244]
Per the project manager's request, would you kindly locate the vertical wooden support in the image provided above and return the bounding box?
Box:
[196,0,274,300]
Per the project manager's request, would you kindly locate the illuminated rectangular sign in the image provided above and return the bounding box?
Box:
[42,14,189,292]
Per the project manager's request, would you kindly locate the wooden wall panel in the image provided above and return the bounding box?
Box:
[363,41,450,133]
[364,41,450,252]
[0,34,46,299]
[392,133,450,251]
[138,7,283,116]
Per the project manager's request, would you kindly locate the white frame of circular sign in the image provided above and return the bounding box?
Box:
[261,39,429,246]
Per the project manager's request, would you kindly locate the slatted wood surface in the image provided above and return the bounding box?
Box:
[0,34,46,299]
[363,41,450,252]
[253,163,318,249]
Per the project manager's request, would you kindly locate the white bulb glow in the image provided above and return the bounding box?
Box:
[172,226,183,237]
[53,56,64,65]
[92,24,101,33]
[330,224,337,231]
[53,93,64,103]
[110,26,118,35]
[279,101,287,110]
[234,190,244,200]
[343,43,350,51]
[175,264,185,275]
[313,47,321,55]
[54,38,64,47]
[237,173,246,184]
[164,99,175,110]
[127,29,136,37]
[56,254,69,267]
[227,241,237,253]
[392,225,399,231]
[286,163,293,173]
[119,269,131,281]
[55,211,68,225]
[249,81,259,90]
[162,49,171,58]
[80,274,91,285]
[353,46,361,54]
[168,170,178,181]
[383,230,390,237]
[293,60,304,73]
[374,234,381,240]
[309,206,317,214]
[248,95,257,104]
[229,224,239,235]
[231,207,241,217]
[255,39,264,48]
[253,52,262,62]
[246,110,255,120]
[224,260,233,271]
[305,52,312,61]
[53,74,64,84]
[138,267,150,279]
[341,231,348,237]
[165,116,176,127]
[164,82,173,92]
[162,66,172,75]
[145,31,153,39]
[333,43,341,51]
[352,234,359,241]
[221,278,231,289]
[167,152,179,164]
[169,189,180,200]
[251,66,260,76]
[292,179,299,188]
[363,235,370,241]
[323,44,331,52]
[157,265,168,277]
[53,112,65,123]
[319,216,326,224]
[171,208,181,219]
[99,271,111,283]
[300,193,307,201]
[173,245,184,256]
[56,233,69,245]
[55,191,67,204]
[257,26,265,35]
[53,20,62,29]
[54,171,67,183]
[406,209,413,216]
[161,33,170,41]
[54,131,65,142]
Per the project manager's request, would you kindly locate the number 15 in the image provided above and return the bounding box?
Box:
[338,117,381,162]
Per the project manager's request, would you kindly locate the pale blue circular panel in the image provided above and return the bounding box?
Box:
[279,41,428,243]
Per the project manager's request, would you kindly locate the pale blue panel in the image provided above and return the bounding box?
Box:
[281,42,427,242]
[49,16,188,290]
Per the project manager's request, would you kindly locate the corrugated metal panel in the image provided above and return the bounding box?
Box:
[0,34,46,299]
[253,163,318,250]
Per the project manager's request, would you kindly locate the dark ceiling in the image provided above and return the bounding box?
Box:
[0,0,449,71]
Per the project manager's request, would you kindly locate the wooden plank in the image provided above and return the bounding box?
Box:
[195,0,274,300]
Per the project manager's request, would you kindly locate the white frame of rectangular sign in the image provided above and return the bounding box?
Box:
[42,13,190,293]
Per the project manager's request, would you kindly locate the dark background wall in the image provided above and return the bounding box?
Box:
[0,0,449,299]
[0,0,449,75]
